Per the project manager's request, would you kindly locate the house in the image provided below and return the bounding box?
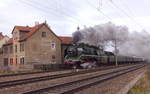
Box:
[2,22,62,70]
[0,32,9,48]
[0,33,9,69]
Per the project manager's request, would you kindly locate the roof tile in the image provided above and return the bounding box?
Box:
[4,38,13,45]
[59,36,73,44]
[3,23,73,46]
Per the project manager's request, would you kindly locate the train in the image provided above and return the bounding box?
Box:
[64,43,144,68]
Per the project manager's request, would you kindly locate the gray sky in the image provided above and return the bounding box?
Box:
[0,0,150,37]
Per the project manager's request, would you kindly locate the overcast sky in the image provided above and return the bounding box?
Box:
[0,0,150,37]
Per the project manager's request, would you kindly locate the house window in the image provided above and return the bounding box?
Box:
[20,44,21,52]
[16,58,17,65]
[42,32,46,37]
[20,43,24,52]
[4,58,8,66]
[15,45,17,53]
[3,46,8,54]
[20,57,24,65]
[51,55,56,64]
[51,42,56,49]
[13,32,17,40]
[52,55,55,59]
[10,58,13,65]
[10,45,13,53]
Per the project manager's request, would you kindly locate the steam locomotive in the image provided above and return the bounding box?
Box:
[64,43,144,68]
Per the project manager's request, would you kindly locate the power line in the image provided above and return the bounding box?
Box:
[118,0,147,30]
[86,0,113,21]
[49,0,73,14]
[119,0,136,17]
[98,0,103,9]
[48,0,95,26]
[109,0,144,29]
[17,0,80,24]
[105,0,130,25]
[18,0,95,29]
[35,0,82,22]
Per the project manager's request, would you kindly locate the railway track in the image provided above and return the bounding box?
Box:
[0,69,68,78]
[0,64,134,78]
[22,64,146,94]
[0,64,137,89]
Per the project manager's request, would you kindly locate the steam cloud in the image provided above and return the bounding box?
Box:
[72,22,150,60]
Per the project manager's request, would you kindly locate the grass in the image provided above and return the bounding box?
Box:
[128,69,150,94]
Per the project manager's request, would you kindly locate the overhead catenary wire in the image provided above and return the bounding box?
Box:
[46,0,93,25]
[118,0,136,17]
[118,0,148,30]
[109,0,145,29]
[17,0,81,25]
[86,0,113,21]
[33,0,82,22]
[105,0,131,25]
[18,0,96,31]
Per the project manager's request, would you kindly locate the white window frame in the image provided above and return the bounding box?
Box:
[51,41,56,49]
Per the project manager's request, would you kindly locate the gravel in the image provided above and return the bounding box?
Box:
[75,65,147,94]
[0,69,86,82]
[0,64,138,94]
[0,65,126,83]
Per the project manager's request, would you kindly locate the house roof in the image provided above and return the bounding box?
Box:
[16,23,46,41]
[3,38,13,46]
[12,22,61,41]
[0,32,4,39]
[3,23,73,46]
[59,36,73,44]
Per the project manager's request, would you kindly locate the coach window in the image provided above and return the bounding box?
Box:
[42,32,46,37]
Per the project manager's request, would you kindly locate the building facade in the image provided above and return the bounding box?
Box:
[0,33,9,69]
[2,23,62,70]
[0,32,9,48]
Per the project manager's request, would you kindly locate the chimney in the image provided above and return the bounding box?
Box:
[0,32,4,39]
[35,21,39,26]
[77,26,80,31]
[84,25,87,28]
[44,20,47,24]
[44,20,50,28]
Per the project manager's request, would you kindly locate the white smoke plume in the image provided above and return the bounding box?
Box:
[72,22,150,60]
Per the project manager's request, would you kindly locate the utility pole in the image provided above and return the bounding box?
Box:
[98,0,102,9]
[114,38,118,66]
[114,30,118,66]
